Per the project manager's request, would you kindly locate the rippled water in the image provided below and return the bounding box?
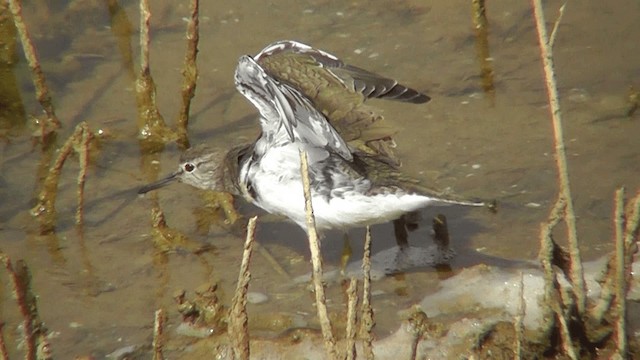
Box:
[1,0,638,357]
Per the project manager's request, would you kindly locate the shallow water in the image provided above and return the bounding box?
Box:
[1,0,639,357]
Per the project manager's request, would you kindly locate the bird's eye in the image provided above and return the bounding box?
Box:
[184,163,195,172]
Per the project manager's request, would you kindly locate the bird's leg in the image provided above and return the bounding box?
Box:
[432,214,455,270]
[339,232,353,276]
[393,217,409,249]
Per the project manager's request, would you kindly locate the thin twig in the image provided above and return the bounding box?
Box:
[591,191,640,325]
[551,292,578,360]
[31,123,90,234]
[531,0,587,316]
[7,0,61,133]
[228,216,258,360]
[515,271,525,359]
[139,0,151,74]
[408,310,428,360]
[0,321,8,360]
[176,0,199,149]
[623,191,640,249]
[136,0,170,144]
[360,226,375,359]
[471,0,496,103]
[549,3,567,49]
[106,0,136,78]
[1,254,37,360]
[152,308,165,360]
[539,224,578,359]
[299,150,338,359]
[345,277,358,360]
[76,123,93,226]
[613,188,627,357]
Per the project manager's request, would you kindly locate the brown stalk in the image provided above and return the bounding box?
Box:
[622,191,640,254]
[613,188,627,357]
[299,150,338,359]
[514,271,525,359]
[30,122,94,234]
[176,0,200,149]
[7,0,61,137]
[471,0,495,103]
[345,277,359,360]
[539,225,578,360]
[407,311,428,360]
[75,123,94,226]
[359,226,375,359]
[590,191,640,329]
[139,0,151,82]
[228,216,258,360]
[106,0,136,79]
[0,321,8,360]
[0,254,45,360]
[531,0,587,316]
[152,308,166,360]
[136,0,171,146]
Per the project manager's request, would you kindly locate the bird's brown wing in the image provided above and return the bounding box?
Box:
[255,40,430,167]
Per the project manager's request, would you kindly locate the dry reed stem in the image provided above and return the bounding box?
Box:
[106,0,136,79]
[7,0,61,132]
[228,216,258,360]
[139,0,151,75]
[407,311,428,360]
[359,226,375,359]
[31,135,74,231]
[176,0,200,149]
[0,323,7,360]
[590,266,615,324]
[613,188,627,357]
[471,0,495,103]
[75,123,94,226]
[345,277,358,360]
[31,122,93,234]
[548,3,566,49]
[591,191,640,324]
[152,308,166,360]
[551,291,578,360]
[514,271,525,359]
[136,0,170,144]
[299,150,338,359]
[1,254,38,360]
[538,197,565,339]
[623,191,640,250]
[531,0,587,316]
[539,224,578,359]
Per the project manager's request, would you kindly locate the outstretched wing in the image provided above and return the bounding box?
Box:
[234,55,353,161]
[254,40,430,166]
[255,40,430,103]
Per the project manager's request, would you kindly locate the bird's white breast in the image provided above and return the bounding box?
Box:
[245,144,435,231]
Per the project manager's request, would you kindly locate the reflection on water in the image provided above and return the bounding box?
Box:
[1,0,639,357]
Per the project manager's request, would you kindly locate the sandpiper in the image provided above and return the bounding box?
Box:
[139,40,487,232]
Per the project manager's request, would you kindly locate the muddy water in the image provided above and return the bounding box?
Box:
[1,0,639,357]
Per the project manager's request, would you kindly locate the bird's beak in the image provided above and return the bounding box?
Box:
[138,170,182,194]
